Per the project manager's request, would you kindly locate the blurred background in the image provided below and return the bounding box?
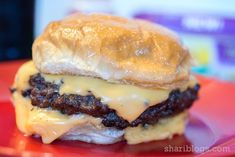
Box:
[0,0,235,82]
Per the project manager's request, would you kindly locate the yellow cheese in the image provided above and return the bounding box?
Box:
[13,91,101,144]
[13,61,197,122]
[124,111,187,144]
[13,61,38,90]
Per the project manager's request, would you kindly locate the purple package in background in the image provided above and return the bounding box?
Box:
[133,12,235,81]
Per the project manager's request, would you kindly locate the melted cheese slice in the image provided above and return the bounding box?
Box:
[124,111,187,144]
[13,91,101,144]
[13,61,197,122]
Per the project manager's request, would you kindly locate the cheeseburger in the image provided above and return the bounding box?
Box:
[11,13,200,144]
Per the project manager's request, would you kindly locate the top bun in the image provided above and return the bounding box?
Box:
[32,13,192,89]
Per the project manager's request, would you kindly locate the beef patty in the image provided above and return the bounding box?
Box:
[21,73,200,129]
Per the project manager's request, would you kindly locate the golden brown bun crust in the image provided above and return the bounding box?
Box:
[32,13,192,89]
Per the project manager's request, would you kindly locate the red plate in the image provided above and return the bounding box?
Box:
[0,60,235,157]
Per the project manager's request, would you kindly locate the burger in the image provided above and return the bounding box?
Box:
[11,13,200,144]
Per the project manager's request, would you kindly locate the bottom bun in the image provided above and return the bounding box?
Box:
[60,111,188,145]
[60,123,124,144]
